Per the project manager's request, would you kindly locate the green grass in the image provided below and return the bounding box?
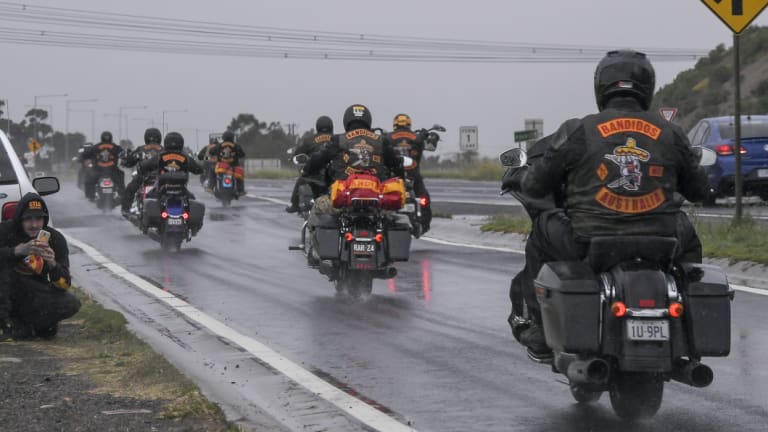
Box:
[480,215,531,234]
[481,214,768,264]
[421,161,505,181]
[246,168,298,179]
[432,210,453,219]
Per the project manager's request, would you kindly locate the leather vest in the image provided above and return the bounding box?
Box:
[567,110,685,238]
[332,129,385,179]
[388,129,421,171]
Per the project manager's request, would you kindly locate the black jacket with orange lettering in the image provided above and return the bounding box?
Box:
[214,141,246,165]
[384,128,429,174]
[82,142,123,169]
[522,97,708,239]
[305,128,403,182]
[139,150,204,176]
[295,132,335,158]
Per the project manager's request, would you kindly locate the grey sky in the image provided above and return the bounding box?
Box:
[2,0,766,156]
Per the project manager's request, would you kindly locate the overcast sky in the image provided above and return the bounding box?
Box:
[2,0,766,156]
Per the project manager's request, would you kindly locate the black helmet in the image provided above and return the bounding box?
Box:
[144,127,162,144]
[100,131,113,144]
[222,131,236,143]
[393,113,412,129]
[163,131,184,151]
[594,50,655,111]
[209,136,219,144]
[315,116,333,134]
[342,104,372,132]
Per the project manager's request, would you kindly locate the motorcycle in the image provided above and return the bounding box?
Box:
[289,153,329,253]
[213,162,238,207]
[126,172,158,229]
[94,175,120,213]
[394,124,444,238]
[292,166,412,298]
[500,146,733,420]
[142,172,205,251]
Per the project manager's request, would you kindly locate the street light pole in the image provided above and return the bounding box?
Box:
[162,109,188,136]
[66,98,97,161]
[33,93,68,142]
[118,105,148,143]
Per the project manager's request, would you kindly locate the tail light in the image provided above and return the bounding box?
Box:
[224,177,232,185]
[182,212,190,220]
[611,301,627,318]
[2,202,18,221]
[161,211,169,219]
[669,302,684,318]
[103,180,113,186]
[375,233,384,243]
[714,144,747,156]
[419,197,429,206]
[344,232,355,242]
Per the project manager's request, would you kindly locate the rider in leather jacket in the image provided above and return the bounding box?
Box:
[82,131,124,201]
[214,131,246,196]
[286,116,336,213]
[510,50,708,359]
[121,128,164,216]
[384,114,433,234]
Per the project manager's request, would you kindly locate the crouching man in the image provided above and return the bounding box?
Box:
[0,193,80,340]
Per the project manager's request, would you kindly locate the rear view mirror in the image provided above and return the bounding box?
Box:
[431,124,446,132]
[694,146,717,167]
[402,156,416,169]
[33,176,60,196]
[499,148,527,168]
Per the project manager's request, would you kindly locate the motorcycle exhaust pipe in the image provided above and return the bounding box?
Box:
[372,267,398,279]
[565,358,610,385]
[671,359,714,388]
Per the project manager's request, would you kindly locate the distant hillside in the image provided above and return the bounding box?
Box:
[652,25,768,131]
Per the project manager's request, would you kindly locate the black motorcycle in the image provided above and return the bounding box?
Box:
[291,169,411,297]
[94,174,120,213]
[142,172,205,251]
[499,147,733,419]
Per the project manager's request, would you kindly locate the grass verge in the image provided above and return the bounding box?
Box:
[29,287,241,430]
[432,210,453,219]
[421,161,505,181]
[481,215,768,265]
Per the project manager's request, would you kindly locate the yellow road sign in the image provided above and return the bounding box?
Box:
[701,0,768,34]
[28,140,41,153]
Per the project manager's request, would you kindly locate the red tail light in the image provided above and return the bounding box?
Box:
[182,212,189,220]
[224,177,232,185]
[161,211,169,219]
[103,180,112,186]
[611,301,627,318]
[344,232,355,242]
[419,197,429,207]
[375,233,384,243]
[639,299,656,308]
[714,144,747,156]
[2,202,18,221]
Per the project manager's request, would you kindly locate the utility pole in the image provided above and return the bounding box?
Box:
[33,93,68,143]
[118,105,148,143]
[162,109,188,135]
[733,33,743,224]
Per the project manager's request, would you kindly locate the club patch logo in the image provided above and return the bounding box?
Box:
[352,105,366,117]
[604,138,650,191]
[29,200,43,210]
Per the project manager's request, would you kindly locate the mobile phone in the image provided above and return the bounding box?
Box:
[36,229,51,244]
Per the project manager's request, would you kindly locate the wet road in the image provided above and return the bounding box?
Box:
[49,180,768,431]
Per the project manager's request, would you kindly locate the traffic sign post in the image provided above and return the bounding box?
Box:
[28,140,41,153]
[459,126,478,152]
[700,0,768,223]
[659,107,678,122]
[514,129,538,143]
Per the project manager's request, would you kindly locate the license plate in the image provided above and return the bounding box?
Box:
[400,203,415,213]
[757,169,768,178]
[626,319,669,341]
[352,242,375,255]
[103,188,113,193]
[167,218,183,226]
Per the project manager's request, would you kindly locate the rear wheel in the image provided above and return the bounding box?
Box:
[609,372,664,420]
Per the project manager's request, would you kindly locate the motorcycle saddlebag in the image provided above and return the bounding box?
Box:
[680,263,731,357]
[386,220,411,261]
[311,214,340,260]
[535,262,601,353]
[142,198,162,228]
[188,200,205,230]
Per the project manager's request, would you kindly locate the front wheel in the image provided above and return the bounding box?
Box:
[609,372,664,420]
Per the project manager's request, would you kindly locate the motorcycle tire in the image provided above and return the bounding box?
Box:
[609,372,664,420]
[570,383,602,404]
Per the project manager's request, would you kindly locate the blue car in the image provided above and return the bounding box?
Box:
[687,115,768,204]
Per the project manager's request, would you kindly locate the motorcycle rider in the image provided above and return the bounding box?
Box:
[285,115,336,213]
[512,50,708,359]
[214,131,246,196]
[82,131,125,202]
[140,132,204,198]
[197,136,219,191]
[120,128,164,217]
[303,104,404,188]
[384,113,434,235]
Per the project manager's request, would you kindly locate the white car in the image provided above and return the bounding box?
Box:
[0,130,60,220]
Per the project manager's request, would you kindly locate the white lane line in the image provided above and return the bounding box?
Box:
[248,194,289,206]
[419,236,525,255]
[730,284,768,296]
[692,212,768,221]
[63,233,417,432]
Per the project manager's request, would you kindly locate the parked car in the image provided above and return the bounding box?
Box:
[0,131,60,220]
[687,115,768,205]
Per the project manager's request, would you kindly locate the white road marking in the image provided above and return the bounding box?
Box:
[64,233,417,432]
[248,194,289,206]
